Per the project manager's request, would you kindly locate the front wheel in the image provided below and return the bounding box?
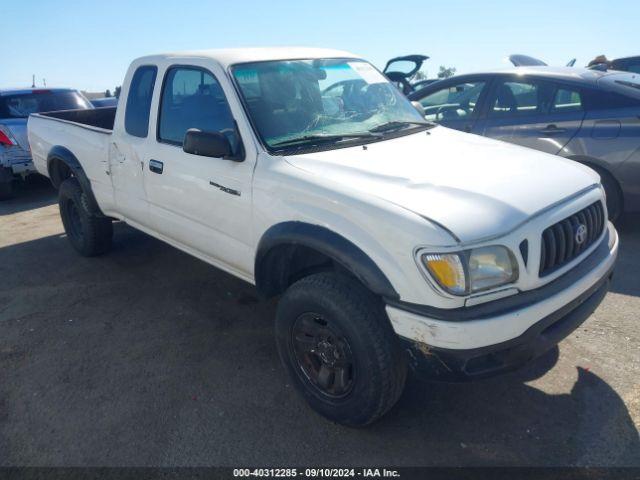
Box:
[58,178,113,256]
[275,272,407,426]
[597,169,623,221]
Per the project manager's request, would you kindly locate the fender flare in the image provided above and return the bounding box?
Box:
[47,145,103,215]
[254,221,399,300]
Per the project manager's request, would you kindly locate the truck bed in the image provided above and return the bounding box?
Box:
[38,106,116,132]
[28,106,117,215]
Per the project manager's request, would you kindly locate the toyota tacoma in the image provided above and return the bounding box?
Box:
[27,48,618,426]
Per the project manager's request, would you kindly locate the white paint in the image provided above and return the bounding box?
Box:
[27,47,619,353]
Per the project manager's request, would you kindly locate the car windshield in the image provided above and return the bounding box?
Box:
[232,58,429,151]
[0,90,92,119]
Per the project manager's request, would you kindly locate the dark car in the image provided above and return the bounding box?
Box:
[408,66,640,219]
[611,56,640,74]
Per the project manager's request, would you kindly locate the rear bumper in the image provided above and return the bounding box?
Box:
[387,223,618,380]
[0,145,35,175]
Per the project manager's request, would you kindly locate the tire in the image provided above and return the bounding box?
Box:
[0,167,14,200]
[275,272,407,426]
[596,168,623,221]
[0,181,13,200]
[58,178,113,256]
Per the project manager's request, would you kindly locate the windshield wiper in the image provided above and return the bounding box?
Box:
[271,132,379,147]
[369,120,433,134]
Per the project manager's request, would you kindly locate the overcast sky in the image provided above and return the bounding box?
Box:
[3,0,639,92]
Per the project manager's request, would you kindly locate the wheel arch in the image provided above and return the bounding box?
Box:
[567,154,615,177]
[47,146,103,215]
[567,155,624,204]
[254,222,399,301]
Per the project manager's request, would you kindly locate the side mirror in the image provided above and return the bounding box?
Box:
[183,129,234,159]
[411,101,426,117]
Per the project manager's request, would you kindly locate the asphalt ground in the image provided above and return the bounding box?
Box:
[0,177,638,466]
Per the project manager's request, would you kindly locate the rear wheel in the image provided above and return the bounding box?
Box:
[275,272,407,426]
[58,178,113,256]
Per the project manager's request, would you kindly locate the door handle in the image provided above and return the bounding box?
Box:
[149,159,164,174]
[539,124,567,135]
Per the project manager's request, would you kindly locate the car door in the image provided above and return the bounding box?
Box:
[480,76,585,154]
[142,63,255,277]
[109,65,158,224]
[410,76,490,133]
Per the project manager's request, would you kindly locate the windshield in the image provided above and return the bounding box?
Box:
[0,91,92,119]
[231,58,428,151]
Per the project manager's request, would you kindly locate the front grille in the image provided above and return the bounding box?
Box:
[539,201,605,277]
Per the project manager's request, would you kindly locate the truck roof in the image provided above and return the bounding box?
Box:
[134,47,361,69]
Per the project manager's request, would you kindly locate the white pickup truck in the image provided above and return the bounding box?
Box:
[28,48,618,426]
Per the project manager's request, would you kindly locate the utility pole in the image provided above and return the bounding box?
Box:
[32,74,36,88]
[43,78,47,87]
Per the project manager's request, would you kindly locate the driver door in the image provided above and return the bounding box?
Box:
[413,77,489,133]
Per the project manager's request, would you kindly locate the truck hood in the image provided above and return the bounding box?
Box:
[284,127,599,244]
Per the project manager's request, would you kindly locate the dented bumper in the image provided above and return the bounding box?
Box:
[386,223,618,380]
[0,144,35,176]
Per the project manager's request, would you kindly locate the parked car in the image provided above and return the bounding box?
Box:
[509,54,640,72]
[408,66,640,219]
[610,56,640,74]
[28,48,618,426]
[0,88,93,198]
[383,54,429,94]
[90,96,118,108]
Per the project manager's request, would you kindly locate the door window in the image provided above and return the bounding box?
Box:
[418,81,486,122]
[158,67,239,153]
[490,81,549,117]
[125,66,157,138]
[551,87,583,112]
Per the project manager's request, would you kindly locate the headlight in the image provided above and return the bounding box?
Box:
[421,245,518,296]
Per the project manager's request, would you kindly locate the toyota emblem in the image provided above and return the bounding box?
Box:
[575,224,588,245]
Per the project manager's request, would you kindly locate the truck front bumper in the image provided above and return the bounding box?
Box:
[386,222,618,381]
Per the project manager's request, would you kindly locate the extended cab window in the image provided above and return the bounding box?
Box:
[158,67,239,152]
[125,66,157,138]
